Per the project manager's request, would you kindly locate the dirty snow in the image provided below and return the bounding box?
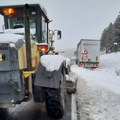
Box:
[71,52,120,120]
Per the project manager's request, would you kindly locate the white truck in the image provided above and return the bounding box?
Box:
[76,39,100,68]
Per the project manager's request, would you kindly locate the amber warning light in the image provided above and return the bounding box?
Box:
[38,43,49,53]
[3,8,15,15]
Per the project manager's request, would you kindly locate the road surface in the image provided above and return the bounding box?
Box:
[1,94,72,120]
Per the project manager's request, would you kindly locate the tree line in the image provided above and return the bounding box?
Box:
[100,14,120,52]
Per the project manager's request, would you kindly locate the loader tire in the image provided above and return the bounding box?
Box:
[33,85,45,103]
[45,89,64,119]
[0,108,8,120]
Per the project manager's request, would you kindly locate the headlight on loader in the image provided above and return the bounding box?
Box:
[37,43,49,53]
[0,54,5,61]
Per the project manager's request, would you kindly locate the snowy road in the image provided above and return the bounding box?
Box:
[76,76,120,120]
[2,94,72,120]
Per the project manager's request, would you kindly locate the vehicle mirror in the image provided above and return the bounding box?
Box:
[57,31,61,39]
[2,25,5,31]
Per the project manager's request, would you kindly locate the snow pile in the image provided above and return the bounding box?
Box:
[0,33,24,43]
[98,52,120,76]
[41,55,66,71]
[71,52,120,120]
[4,28,35,35]
[0,28,36,43]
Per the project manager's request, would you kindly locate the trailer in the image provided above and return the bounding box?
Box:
[76,39,100,68]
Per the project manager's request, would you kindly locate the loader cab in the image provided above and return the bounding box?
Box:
[0,4,49,43]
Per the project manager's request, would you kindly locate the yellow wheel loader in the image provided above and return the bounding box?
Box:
[0,4,66,119]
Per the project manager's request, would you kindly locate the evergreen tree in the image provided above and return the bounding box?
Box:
[100,23,113,51]
[106,23,114,51]
[100,14,120,52]
[100,28,108,50]
[113,15,120,43]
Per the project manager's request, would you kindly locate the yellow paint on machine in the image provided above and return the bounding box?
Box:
[0,54,3,61]
[23,71,35,78]
[18,40,40,72]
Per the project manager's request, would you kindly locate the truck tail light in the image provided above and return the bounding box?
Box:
[93,64,98,68]
[37,43,49,53]
[80,63,85,67]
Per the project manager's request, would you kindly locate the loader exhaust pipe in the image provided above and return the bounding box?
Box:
[24,4,32,71]
[24,4,33,96]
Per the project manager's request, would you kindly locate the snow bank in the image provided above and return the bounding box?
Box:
[71,52,120,120]
[72,65,120,94]
[41,55,66,71]
[99,52,120,76]
[71,52,120,94]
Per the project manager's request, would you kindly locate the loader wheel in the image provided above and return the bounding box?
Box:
[45,89,64,119]
[45,74,66,119]
[0,108,8,120]
[33,85,45,103]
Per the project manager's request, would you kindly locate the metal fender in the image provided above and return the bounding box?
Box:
[34,62,65,89]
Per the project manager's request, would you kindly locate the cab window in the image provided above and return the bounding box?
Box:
[42,16,48,43]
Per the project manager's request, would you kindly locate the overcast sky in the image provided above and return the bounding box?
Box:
[0,0,120,50]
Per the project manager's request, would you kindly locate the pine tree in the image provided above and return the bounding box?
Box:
[100,14,120,52]
[100,28,108,50]
[100,23,113,51]
[113,15,120,43]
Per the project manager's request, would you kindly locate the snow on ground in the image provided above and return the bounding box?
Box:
[71,52,120,120]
